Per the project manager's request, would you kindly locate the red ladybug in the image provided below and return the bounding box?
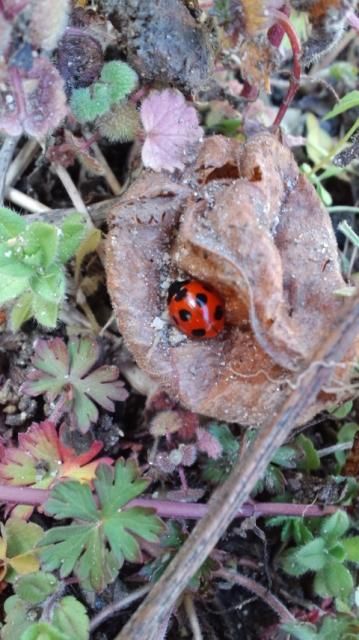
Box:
[167,279,225,339]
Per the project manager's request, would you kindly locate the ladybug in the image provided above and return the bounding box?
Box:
[167,279,225,339]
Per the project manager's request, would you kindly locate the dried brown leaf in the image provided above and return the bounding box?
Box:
[106,133,358,426]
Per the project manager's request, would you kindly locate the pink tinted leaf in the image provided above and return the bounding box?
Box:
[81,365,128,411]
[140,89,203,172]
[0,58,67,138]
[196,427,223,460]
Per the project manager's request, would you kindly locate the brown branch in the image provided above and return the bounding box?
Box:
[114,293,359,640]
[215,569,295,623]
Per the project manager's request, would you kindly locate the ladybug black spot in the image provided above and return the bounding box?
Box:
[167,280,190,303]
[214,305,224,320]
[196,293,208,307]
[175,288,188,302]
[192,328,206,337]
[179,309,191,322]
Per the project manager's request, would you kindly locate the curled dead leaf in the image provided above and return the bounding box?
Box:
[106,133,358,426]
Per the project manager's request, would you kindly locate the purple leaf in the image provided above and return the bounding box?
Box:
[140,89,203,173]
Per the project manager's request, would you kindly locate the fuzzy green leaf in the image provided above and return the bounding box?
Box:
[320,510,350,542]
[0,275,28,304]
[342,536,359,563]
[319,561,354,598]
[15,572,59,604]
[70,85,111,123]
[295,434,320,471]
[10,292,34,331]
[0,207,26,241]
[38,461,164,591]
[21,622,69,640]
[58,214,86,264]
[23,223,59,270]
[324,91,359,120]
[280,549,310,577]
[52,596,89,640]
[294,537,328,570]
[32,295,59,328]
[2,595,35,640]
[31,268,65,303]
[100,61,138,101]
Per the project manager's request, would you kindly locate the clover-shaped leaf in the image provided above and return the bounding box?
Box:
[38,460,164,591]
[22,337,128,432]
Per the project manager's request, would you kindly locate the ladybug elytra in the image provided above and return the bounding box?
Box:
[167,279,225,339]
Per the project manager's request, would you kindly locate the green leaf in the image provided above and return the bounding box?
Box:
[331,400,353,418]
[294,537,328,571]
[320,510,350,542]
[280,549,310,576]
[336,422,359,467]
[324,91,359,120]
[100,61,138,101]
[15,572,59,604]
[263,465,286,495]
[328,542,346,562]
[272,445,298,469]
[52,596,89,640]
[295,434,320,471]
[342,536,359,563]
[20,622,69,640]
[2,595,35,640]
[31,268,65,303]
[58,214,86,264]
[267,517,313,545]
[321,561,354,598]
[5,518,43,582]
[38,461,164,591]
[0,207,26,241]
[0,275,28,304]
[70,84,111,123]
[23,223,59,270]
[306,113,334,165]
[44,480,98,522]
[10,292,34,331]
[281,622,317,640]
[31,295,59,328]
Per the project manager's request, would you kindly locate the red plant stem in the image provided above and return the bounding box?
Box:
[267,3,290,47]
[0,484,338,519]
[240,81,259,101]
[270,9,302,130]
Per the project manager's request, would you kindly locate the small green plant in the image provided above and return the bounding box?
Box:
[282,613,359,640]
[0,208,86,330]
[37,460,164,592]
[141,521,217,590]
[278,510,359,601]
[302,91,359,206]
[2,571,89,640]
[201,426,320,494]
[0,518,44,583]
[22,336,128,432]
[70,60,138,124]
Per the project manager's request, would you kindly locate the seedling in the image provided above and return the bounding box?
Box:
[0,208,86,330]
[37,460,164,591]
[22,337,128,432]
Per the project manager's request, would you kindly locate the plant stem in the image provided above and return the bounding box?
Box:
[215,569,296,623]
[270,9,302,130]
[90,585,151,632]
[183,593,203,640]
[48,393,68,425]
[0,136,20,204]
[0,483,339,519]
